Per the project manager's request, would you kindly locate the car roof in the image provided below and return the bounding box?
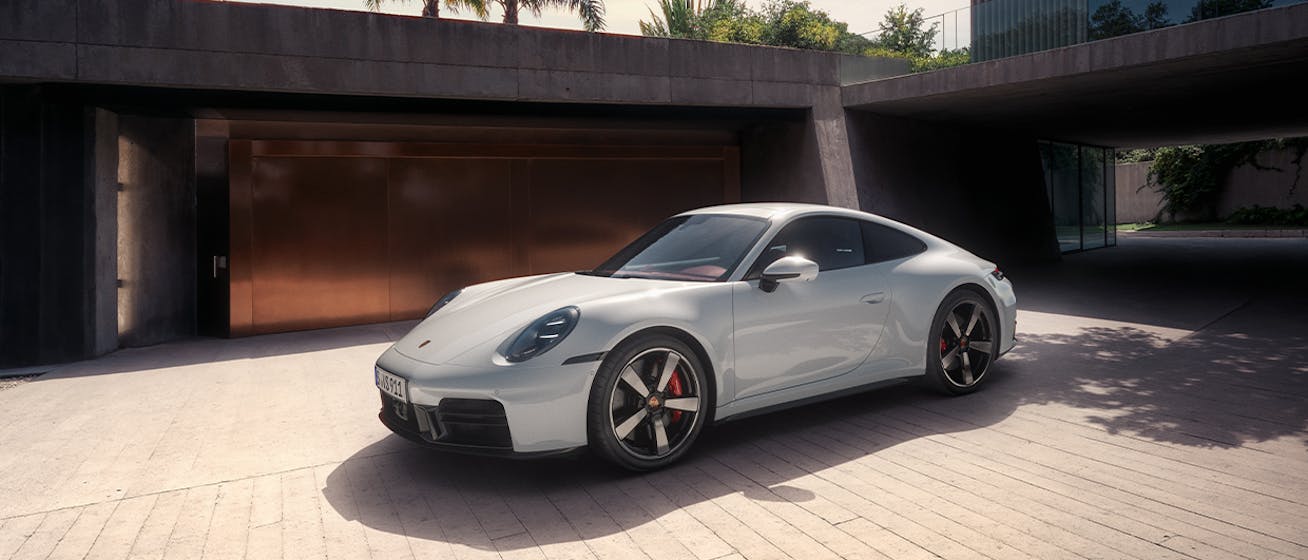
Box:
[677,202,877,221]
[678,202,957,255]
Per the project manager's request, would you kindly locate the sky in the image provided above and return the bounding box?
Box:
[222,0,972,49]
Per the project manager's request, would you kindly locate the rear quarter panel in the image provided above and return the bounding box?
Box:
[878,248,1006,377]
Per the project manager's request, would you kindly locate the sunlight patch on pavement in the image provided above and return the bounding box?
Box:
[1016,309,1194,347]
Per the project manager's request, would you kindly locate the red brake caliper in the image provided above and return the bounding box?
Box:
[940,337,948,353]
[667,368,685,424]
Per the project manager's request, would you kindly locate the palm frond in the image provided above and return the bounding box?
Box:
[535,0,606,31]
[445,0,491,19]
[571,0,606,31]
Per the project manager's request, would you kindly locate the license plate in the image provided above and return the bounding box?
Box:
[375,367,408,403]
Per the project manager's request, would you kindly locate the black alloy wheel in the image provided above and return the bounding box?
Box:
[587,333,707,471]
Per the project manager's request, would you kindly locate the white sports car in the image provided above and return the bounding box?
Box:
[375,203,1017,470]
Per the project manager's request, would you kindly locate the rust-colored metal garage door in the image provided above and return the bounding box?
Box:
[228,140,739,336]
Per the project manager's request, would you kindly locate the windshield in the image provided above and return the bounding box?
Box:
[589,214,769,281]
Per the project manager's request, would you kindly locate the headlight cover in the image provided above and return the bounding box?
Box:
[426,289,463,317]
[503,307,580,363]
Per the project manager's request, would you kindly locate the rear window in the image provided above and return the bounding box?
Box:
[861,221,927,263]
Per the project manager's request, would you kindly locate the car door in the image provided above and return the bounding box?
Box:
[731,216,891,401]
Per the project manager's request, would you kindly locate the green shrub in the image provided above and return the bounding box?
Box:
[1225,204,1308,226]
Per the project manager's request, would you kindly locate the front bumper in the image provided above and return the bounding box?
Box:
[378,393,581,458]
[375,347,599,454]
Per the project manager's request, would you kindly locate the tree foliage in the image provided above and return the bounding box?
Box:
[1148,139,1308,220]
[638,1,968,72]
[1187,0,1271,21]
[639,0,764,43]
[869,4,937,59]
[639,0,870,53]
[1088,0,1169,40]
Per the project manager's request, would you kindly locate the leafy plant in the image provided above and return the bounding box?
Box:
[910,47,970,71]
[1226,204,1308,226]
[869,4,938,58]
[1148,138,1308,220]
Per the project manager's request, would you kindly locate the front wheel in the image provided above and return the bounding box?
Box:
[587,334,708,471]
[926,290,999,395]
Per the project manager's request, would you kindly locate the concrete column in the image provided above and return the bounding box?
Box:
[809,86,860,209]
[91,109,120,356]
[738,88,861,208]
[116,116,196,347]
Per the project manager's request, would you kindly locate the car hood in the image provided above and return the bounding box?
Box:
[391,272,692,365]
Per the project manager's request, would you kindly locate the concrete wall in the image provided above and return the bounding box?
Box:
[846,111,1061,263]
[1219,147,1308,216]
[116,116,196,347]
[1115,147,1308,223]
[1114,162,1166,223]
[0,0,908,111]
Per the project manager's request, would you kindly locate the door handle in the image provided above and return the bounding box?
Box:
[861,292,886,304]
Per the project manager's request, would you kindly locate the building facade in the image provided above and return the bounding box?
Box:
[3,0,1306,368]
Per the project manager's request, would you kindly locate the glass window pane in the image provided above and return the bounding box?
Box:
[750,217,865,275]
[1081,146,1107,250]
[861,221,927,263]
[594,214,769,281]
[1040,141,1082,252]
[1106,148,1117,246]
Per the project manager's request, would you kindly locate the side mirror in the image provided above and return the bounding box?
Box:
[759,256,819,293]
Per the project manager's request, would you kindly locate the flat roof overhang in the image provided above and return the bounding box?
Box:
[842,2,1308,147]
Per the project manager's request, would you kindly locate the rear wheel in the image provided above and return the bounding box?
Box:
[587,333,708,471]
[926,290,998,395]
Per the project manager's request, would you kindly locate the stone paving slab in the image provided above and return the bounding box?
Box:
[1,237,1306,559]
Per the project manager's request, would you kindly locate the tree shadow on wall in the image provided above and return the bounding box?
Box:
[321,296,1308,551]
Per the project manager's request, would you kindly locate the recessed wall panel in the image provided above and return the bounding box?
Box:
[387,159,519,319]
[250,157,389,333]
[526,159,726,274]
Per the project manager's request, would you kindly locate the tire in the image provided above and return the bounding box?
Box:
[925,289,1000,395]
[587,333,709,471]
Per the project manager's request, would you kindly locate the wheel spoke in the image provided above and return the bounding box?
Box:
[656,353,680,392]
[945,313,963,338]
[664,397,699,412]
[941,347,959,369]
[652,415,670,455]
[970,340,993,354]
[620,366,650,398]
[961,351,974,385]
[614,409,648,440]
[965,305,982,336]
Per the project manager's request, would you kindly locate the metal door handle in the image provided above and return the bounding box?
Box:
[861,292,886,304]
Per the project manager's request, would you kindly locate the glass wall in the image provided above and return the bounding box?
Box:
[1039,141,1116,253]
[971,0,1302,61]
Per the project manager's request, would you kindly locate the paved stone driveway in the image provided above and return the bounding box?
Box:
[1,237,1306,559]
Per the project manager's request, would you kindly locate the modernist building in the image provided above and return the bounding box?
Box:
[3,0,1306,368]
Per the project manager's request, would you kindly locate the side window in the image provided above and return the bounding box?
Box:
[861,221,927,263]
[748,217,866,277]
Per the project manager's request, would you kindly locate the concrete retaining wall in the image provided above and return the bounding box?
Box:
[1115,147,1308,223]
[1115,161,1166,223]
[0,0,909,108]
[1220,147,1308,216]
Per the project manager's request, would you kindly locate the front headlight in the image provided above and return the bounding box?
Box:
[426,289,463,317]
[503,307,579,363]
